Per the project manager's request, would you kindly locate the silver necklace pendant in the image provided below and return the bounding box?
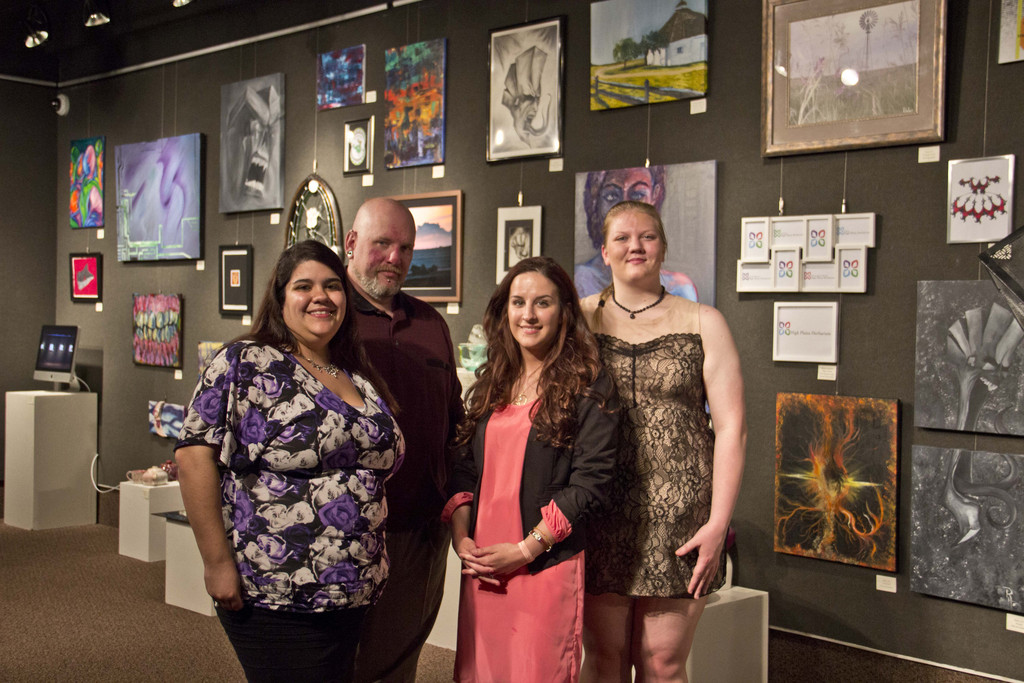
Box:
[305,356,340,378]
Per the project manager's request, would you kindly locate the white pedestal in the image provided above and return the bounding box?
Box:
[686,586,769,683]
[163,513,216,616]
[426,545,463,651]
[4,391,97,530]
[118,481,183,561]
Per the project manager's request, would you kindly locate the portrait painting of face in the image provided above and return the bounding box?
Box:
[573,160,716,303]
[220,73,285,213]
[488,17,563,161]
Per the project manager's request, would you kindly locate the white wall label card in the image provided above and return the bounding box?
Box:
[270,213,280,225]
[174,369,183,380]
[195,260,205,271]
[361,174,374,187]
[95,302,103,312]
[548,158,563,172]
[432,165,445,179]
[366,90,377,104]
[690,98,707,115]
[446,303,459,315]
[96,229,105,240]
[918,145,941,163]
[242,315,252,326]
[1008,614,1024,634]
[817,364,837,381]
[876,575,897,593]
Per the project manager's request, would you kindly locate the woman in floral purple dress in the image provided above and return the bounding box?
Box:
[175,241,404,682]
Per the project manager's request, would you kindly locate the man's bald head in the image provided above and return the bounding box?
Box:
[345,198,417,309]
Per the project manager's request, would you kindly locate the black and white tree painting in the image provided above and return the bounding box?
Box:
[915,280,1024,435]
[911,446,1023,614]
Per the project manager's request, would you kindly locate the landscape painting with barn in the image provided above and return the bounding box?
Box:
[590,0,708,110]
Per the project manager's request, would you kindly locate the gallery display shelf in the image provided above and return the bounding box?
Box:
[158,511,216,616]
[118,480,183,562]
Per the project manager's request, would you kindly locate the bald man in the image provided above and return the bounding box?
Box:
[346,198,464,683]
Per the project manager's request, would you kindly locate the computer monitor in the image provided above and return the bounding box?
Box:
[34,325,81,389]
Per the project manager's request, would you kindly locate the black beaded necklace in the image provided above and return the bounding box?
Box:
[611,286,666,319]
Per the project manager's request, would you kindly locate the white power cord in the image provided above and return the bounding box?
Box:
[90,452,119,494]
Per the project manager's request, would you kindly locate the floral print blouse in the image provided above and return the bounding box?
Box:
[175,341,404,612]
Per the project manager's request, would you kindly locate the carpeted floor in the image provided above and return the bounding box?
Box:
[0,490,1005,682]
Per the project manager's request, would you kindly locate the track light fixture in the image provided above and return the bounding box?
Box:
[172,0,194,7]
[84,0,112,27]
[23,4,50,48]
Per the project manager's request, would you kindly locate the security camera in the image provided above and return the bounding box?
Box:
[52,94,70,116]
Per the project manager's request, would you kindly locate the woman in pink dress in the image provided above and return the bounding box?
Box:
[442,257,620,682]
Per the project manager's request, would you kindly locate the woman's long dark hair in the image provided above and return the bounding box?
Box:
[242,240,398,411]
[456,256,606,450]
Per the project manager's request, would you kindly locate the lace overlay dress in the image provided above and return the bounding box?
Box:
[583,296,725,598]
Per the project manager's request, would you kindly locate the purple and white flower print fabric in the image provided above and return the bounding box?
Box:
[176,341,404,612]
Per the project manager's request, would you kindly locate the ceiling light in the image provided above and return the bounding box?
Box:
[84,0,111,27]
[172,0,194,7]
[23,4,49,48]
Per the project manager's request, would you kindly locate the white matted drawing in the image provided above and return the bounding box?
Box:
[773,301,839,363]
[947,155,1015,244]
[496,205,542,283]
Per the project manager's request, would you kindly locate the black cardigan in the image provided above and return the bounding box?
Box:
[448,370,620,573]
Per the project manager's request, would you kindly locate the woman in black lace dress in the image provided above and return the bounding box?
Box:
[580,201,747,682]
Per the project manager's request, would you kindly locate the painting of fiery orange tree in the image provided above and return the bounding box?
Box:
[774,392,899,570]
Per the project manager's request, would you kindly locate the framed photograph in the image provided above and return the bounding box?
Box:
[801,259,839,292]
[835,212,876,247]
[344,117,374,175]
[772,247,802,292]
[805,215,835,261]
[741,217,770,262]
[219,245,253,316]
[837,245,868,292]
[770,216,806,249]
[947,155,1015,244]
[496,206,542,283]
[69,253,102,302]
[488,17,564,161]
[773,301,839,363]
[736,260,774,292]
[762,0,946,156]
[390,190,463,302]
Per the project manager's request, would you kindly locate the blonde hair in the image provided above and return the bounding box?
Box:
[592,201,668,331]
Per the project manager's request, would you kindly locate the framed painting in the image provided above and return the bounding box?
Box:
[488,17,564,161]
[148,400,185,439]
[220,73,285,213]
[344,117,374,175]
[70,136,104,228]
[947,155,1015,244]
[318,45,365,110]
[390,190,462,302]
[762,0,946,156]
[285,174,340,249]
[915,280,1024,435]
[384,39,446,169]
[132,293,182,368]
[911,446,1024,613]
[773,301,839,363]
[998,0,1024,64]
[574,161,716,304]
[69,253,102,303]
[219,245,253,317]
[116,133,202,261]
[775,392,899,571]
[496,206,542,283]
[590,0,708,110]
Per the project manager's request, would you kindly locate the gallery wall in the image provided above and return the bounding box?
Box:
[22,0,1024,678]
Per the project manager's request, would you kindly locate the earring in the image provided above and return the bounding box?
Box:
[346,250,353,259]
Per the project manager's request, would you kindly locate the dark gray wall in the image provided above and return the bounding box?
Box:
[42,0,1024,678]
[0,79,57,473]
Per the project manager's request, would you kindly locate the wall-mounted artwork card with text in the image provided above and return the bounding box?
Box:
[384,39,446,169]
[911,446,1024,613]
[116,133,202,261]
[133,293,182,368]
[318,45,365,110]
[220,73,285,213]
[70,136,104,228]
[915,280,1024,435]
[590,0,708,110]
[775,392,899,571]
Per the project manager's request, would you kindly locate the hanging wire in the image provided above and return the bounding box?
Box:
[645,104,652,167]
[778,158,785,215]
[841,152,848,213]
[518,163,524,207]
[313,27,320,172]
[173,62,178,136]
[982,0,993,156]
[160,65,166,138]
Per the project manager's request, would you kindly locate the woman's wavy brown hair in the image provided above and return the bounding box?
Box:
[456,256,607,450]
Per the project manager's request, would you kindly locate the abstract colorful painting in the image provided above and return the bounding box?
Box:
[915,280,1024,435]
[116,133,202,262]
[384,38,446,169]
[220,73,285,213]
[197,341,224,376]
[69,253,102,302]
[133,293,182,368]
[148,400,185,439]
[590,0,708,110]
[318,45,365,110]
[574,160,716,303]
[774,392,899,571]
[911,446,1024,613]
[70,136,104,228]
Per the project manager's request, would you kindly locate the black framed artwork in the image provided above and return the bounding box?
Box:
[344,117,374,174]
[69,252,102,303]
[219,244,253,316]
